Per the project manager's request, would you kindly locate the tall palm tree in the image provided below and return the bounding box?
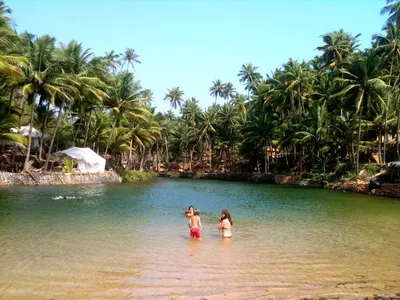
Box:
[222,82,236,100]
[316,29,360,69]
[381,0,400,26]
[333,53,390,175]
[103,71,150,158]
[209,79,224,104]
[164,87,184,110]
[122,48,140,72]
[104,50,120,74]
[373,24,400,160]
[238,63,262,99]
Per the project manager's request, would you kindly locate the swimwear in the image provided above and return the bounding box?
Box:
[190,227,201,239]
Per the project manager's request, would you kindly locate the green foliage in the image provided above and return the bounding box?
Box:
[121,170,152,183]
[362,163,380,176]
[62,156,77,173]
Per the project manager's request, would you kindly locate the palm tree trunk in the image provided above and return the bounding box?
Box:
[209,144,212,172]
[378,131,382,164]
[265,141,269,174]
[8,88,14,116]
[23,94,36,172]
[356,110,362,177]
[189,149,193,172]
[44,100,65,171]
[183,151,187,172]
[72,121,81,147]
[128,139,133,170]
[165,135,169,170]
[156,141,159,172]
[397,106,400,160]
[104,119,117,159]
[384,106,388,164]
[83,110,93,148]
[38,102,50,160]
[139,147,145,171]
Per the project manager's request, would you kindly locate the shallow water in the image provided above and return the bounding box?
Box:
[0,178,399,299]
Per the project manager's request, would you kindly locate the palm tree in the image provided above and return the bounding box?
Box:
[198,109,217,171]
[103,71,150,159]
[238,63,262,99]
[122,48,140,72]
[373,24,400,160]
[209,79,224,104]
[333,53,390,175]
[104,50,120,74]
[164,87,184,110]
[381,0,400,26]
[222,82,236,100]
[316,29,360,69]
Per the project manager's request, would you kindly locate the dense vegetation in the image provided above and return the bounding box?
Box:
[1,1,400,179]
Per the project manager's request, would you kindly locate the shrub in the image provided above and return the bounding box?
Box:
[62,157,77,173]
[121,170,152,183]
[362,163,380,176]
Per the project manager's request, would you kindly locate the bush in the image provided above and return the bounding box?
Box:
[362,163,380,176]
[62,157,77,173]
[121,170,153,183]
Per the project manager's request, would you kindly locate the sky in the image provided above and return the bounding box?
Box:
[9,0,388,113]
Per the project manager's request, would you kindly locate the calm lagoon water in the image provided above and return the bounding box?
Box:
[0,178,399,299]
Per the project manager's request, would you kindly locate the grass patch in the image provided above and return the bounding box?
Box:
[121,170,152,183]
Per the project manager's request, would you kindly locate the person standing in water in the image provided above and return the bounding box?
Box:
[189,209,202,240]
[185,205,194,228]
[218,209,233,238]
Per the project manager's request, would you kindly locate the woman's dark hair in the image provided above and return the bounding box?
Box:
[188,205,194,210]
[221,209,233,225]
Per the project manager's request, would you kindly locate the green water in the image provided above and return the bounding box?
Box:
[0,178,399,299]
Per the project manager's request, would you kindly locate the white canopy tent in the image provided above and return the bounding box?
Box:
[11,126,42,148]
[60,147,106,173]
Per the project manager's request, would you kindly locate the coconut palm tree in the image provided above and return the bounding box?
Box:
[104,50,120,74]
[222,82,236,100]
[164,87,184,110]
[333,53,390,175]
[381,0,400,26]
[238,63,262,99]
[122,48,140,72]
[103,71,150,159]
[209,79,224,104]
[316,29,360,69]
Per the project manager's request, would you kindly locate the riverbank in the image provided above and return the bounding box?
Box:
[157,171,400,199]
[0,171,121,186]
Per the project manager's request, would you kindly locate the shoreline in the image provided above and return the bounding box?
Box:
[157,171,400,199]
[1,170,399,199]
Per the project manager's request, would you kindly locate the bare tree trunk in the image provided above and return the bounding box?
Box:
[128,139,133,170]
[23,94,36,172]
[104,119,116,159]
[8,88,14,116]
[44,101,65,171]
[384,108,388,164]
[156,141,159,172]
[183,151,187,172]
[264,141,269,174]
[189,149,193,172]
[165,135,169,170]
[83,110,93,148]
[72,122,81,147]
[397,107,400,160]
[139,147,145,171]
[38,102,50,160]
[356,110,363,177]
[378,131,382,164]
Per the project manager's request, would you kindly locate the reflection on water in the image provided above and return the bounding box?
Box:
[0,179,399,299]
